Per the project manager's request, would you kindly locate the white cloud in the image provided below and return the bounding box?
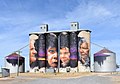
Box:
[65,1,112,25]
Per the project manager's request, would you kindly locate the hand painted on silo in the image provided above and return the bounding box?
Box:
[79,37,90,66]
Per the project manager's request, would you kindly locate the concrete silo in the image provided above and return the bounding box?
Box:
[77,30,91,72]
[94,48,116,72]
[29,33,39,72]
[5,53,25,73]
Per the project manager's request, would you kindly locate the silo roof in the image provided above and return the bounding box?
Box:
[94,48,115,57]
[5,53,24,59]
[29,29,91,35]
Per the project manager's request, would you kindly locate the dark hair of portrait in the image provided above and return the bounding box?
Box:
[60,32,69,48]
[46,33,58,50]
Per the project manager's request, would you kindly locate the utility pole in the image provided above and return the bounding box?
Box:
[16,50,20,76]
[14,44,29,76]
[57,35,60,73]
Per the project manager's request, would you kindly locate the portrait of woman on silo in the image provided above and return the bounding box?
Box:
[46,33,58,68]
[60,32,70,68]
[78,37,90,67]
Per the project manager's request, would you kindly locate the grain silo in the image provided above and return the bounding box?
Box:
[29,33,39,72]
[77,30,91,72]
[5,53,25,73]
[38,34,46,71]
[94,48,116,72]
[46,33,58,68]
[59,32,70,68]
[69,32,78,68]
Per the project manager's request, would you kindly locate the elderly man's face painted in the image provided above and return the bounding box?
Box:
[30,40,37,63]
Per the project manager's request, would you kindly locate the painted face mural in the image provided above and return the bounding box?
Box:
[78,30,90,67]
[46,33,58,68]
[29,34,39,69]
[79,38,89,65]
[29,30,91,72]
[60,32,70,67]
[30,40,37,62]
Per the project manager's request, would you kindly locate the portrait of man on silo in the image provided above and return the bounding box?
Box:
[29,34,39,70]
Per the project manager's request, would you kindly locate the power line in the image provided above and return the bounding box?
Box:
[91,42,106,49]
[14,44,29,52]
[13,44,29,76]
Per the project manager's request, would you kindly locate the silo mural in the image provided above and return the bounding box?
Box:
[46,33,58,68]
[38,34,46,70]
[29,34,39,71]
[29,29,91,72]
[94,48,116,72]
[5,53,25,73]
[69,32,78,68]
[78,30,90,72]
[59,32,70,68]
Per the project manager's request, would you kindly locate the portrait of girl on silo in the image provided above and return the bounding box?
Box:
[60,32,70,68]
[78,37,90,67]
[46,33,58,68]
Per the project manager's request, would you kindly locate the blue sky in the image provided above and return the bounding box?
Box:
[0,0,120,71]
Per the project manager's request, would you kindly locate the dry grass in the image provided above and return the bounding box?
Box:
[3,72,115,79]
[9,72,93,79]
[0,72,120,84]
[1,72,119,79]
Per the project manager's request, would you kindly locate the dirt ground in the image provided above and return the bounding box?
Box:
[0,72,120,84]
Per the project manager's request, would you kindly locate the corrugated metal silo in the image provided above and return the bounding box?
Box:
[94,48,116,72]
[5,53,25,73]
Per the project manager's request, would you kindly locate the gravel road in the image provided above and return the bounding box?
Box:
[8,75,114,84]
[0,73,119,84]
